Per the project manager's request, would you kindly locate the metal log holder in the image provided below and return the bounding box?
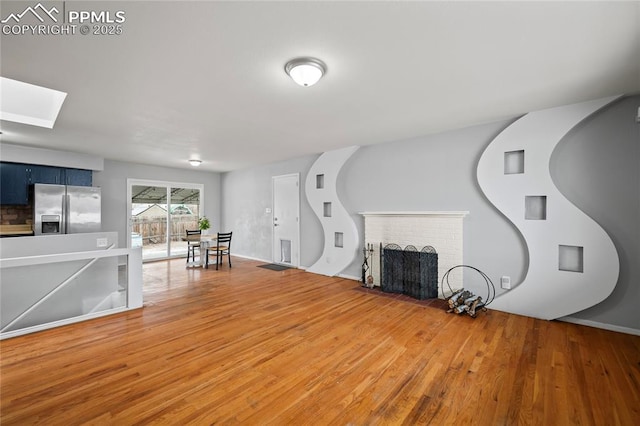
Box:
[441,265,496,318]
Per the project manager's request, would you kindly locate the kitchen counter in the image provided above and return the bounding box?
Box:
[0,224,33,237]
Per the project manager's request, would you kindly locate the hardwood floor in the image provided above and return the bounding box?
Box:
[1,257,639,425]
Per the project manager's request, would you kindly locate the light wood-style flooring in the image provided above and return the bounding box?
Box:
[1,257,639,424]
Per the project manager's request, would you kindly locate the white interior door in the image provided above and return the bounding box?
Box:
[273,174,300,267]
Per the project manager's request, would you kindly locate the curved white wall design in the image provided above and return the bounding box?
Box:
[477,96,621,320]
[306,146,360,276]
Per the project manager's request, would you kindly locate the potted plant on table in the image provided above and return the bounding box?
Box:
[198,217,211,234]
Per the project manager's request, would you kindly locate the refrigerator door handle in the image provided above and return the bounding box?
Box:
[63,194,70,234]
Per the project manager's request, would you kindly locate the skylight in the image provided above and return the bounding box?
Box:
[0,77,67,128]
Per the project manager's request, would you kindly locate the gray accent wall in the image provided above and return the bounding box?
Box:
[220,95,639,331]
[220,154,322,266]
[93,160,221,248]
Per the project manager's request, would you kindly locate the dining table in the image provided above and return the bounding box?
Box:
[183,234,217,268]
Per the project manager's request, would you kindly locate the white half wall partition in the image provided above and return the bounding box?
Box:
[477,96,621,320]
[0,232,143,339]
[306,146,360,276]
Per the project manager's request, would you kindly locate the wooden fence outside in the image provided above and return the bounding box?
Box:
[132,215,199,244]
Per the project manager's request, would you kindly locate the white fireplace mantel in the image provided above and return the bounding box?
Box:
[359,210,468,296]
[359,211,469,218]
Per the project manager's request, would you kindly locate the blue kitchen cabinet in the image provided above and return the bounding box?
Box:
[0,163,29,205]
[1,162,94,206]
[29,166,91,186]
[29,165,64,185]
[65,168,92,186]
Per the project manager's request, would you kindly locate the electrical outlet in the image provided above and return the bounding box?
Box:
[97,238,108,248]
[501,276,511,290]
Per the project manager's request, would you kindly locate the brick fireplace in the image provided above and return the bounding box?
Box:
[359,211,468,298]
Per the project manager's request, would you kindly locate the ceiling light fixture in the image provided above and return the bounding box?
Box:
[284,57,326,87]
[189,159,202,167]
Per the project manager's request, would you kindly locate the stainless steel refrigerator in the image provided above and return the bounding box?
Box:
[33,184,101,235]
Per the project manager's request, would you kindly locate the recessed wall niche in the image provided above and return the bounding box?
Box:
[559,245,584,273]
[334,232,344,248]
[525,195,547,220]
[323,202,332,217]
[316,174,324,189]
[504,150,525,174]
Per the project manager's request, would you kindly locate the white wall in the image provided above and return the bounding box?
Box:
[93,160,221,248]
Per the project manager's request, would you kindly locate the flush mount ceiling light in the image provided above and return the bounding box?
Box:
[189,159,202,167]
[284,57,326,87]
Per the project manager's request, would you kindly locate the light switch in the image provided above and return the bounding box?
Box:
[97,238,108,248]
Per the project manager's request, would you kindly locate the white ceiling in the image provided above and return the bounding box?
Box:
[1,1,639,172]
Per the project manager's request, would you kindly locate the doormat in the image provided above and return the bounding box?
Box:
[258,263,293,271]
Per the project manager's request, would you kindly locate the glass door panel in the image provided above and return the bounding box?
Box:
[131,185,168,261]
[168,187,201,258]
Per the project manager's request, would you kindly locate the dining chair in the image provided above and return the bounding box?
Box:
[186,229,202,264]
[206,232,232,270]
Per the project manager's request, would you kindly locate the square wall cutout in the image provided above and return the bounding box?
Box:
[334,232,344,248]
[323,202,332,217]
[559,245,584,273]
[525,196,547,220]
[504,150,525,174]
[316,174,324,189]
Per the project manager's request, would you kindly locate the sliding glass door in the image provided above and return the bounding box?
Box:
[128,180,204,261]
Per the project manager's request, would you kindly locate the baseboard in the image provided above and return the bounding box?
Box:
[558,316,640,336]
[337,273,361,281]
[232,253,272,263]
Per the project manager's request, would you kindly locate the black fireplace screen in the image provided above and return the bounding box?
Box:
[381,244,438,299]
